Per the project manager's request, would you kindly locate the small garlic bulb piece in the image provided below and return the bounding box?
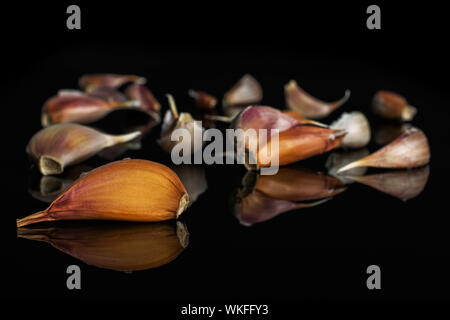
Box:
[330,111,371,148]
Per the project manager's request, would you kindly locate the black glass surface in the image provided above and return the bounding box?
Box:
[3,1,449,307]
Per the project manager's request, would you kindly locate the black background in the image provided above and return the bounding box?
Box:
[2,0,450,309]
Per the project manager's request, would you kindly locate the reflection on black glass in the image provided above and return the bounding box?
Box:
[28,164,93,203]
[18,221,189,271]
[344,166,430,201]
[232,166,347,226]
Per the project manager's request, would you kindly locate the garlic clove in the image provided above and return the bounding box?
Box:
[18,221,188,271]
[256,125,346,168]
[330,111,371,148]
[27,124,141,175]
[42,93,141,126]
[337,127,430,173]
[17,159,189,227]
[372,91,417,121]
[345,166,429,201]
[79,73,146,92]
[88,87,128,103]
[189,89,218,111]
[223,74,263,108]
[285,80,350,119]
[125,84,161,119]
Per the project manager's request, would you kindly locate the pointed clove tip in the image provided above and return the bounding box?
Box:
[336,161,359,174]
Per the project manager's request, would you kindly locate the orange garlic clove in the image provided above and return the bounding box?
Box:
[372,91,417,121]
[337,127,430,173]
[223,74,263,108]
[79,73,146,92]
[17,159,189,227]
[125,84,161,119]
[256,125,346,167]
[18,221,188,271]
[345,166,430,201]
[189,89,218,111]
[27,123,141,175]
[285,80,350,119]
[42,93,140,126]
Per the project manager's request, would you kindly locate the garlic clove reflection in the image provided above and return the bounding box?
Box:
[325,148,370,184]
[18,221,188,271]
[345,166,430,201]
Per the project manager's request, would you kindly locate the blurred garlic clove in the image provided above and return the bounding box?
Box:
[170,164,208,205]
[372,91,417,121]
[18,221,188,271]
[325,149,369,183]
[189,89,217,111]
[232,105,298,133]
[88,87,128,103]
[28,165,93,203]
[285,80,350,119]
[79,73,146,92]
[330,111,371,148]
[346,166,430,201]
[223,74,263,108]
[159,94,204,155]
[374,123,413,146]
[17,159,189,227]
[233,189,330,226]
[42,93,140,126]
[256,125,346,168]
[27,123,141,175]
[254,167,346,201]
[125,84,161,119]
[337,127,430,173]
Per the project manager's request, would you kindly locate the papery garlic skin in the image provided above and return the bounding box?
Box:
[17,159,190,227]
[330,111,371,148]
